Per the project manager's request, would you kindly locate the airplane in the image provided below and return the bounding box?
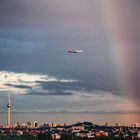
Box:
[68,49,83,53]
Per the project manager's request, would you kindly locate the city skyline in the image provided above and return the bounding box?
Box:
[0,0,140,125]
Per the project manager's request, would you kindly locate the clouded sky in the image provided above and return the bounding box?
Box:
[0,0,140,125]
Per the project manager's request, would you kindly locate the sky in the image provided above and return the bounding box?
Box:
[0,0,140,125]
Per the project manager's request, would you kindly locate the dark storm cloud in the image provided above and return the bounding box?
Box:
[36,80,125,99]
[28,91,73,96]
[36,81,81,91]
[5,84,32,89]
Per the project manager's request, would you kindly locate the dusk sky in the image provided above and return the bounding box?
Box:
[0,0,140,125]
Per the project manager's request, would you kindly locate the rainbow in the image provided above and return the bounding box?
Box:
[101,1,139,122]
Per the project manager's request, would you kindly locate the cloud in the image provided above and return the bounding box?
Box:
[0,71,77,94]
[1,79,139,116]
[28,91,73,96]
[5,84,32,89]
[27,91,73,96]
[36,81,80,92]
[1,109,140,115]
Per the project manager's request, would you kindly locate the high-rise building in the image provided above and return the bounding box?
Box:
[7,95,11,128]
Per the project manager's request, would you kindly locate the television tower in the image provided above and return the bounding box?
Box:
[7,95,11,128]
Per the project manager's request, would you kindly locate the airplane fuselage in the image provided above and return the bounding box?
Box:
[68,49,83,53]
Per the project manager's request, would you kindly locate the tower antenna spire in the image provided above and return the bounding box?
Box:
[7,94,11,128]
